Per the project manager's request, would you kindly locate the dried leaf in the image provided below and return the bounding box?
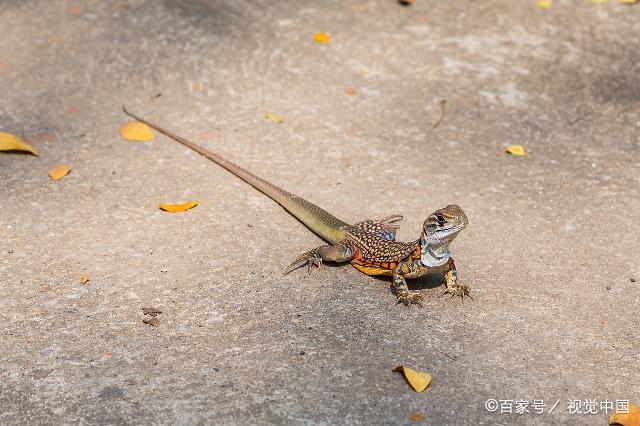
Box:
[393,366,432,392]
[409,413,425,421]
[80,274,90,285]
[48,164,71,181]
[313,32,331,44]
[610,404,640,426]
[505,145,527,157]
[0,132,39,156]
[159,201,198,213]
[143,307,162,315]
[120,121,154,142]
[143,317,160,327]
[536,0,551,8]
[344,87,357,96]
[265,112,284,124]
[398,0,416,5]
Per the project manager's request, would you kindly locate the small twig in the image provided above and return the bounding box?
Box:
[442,351,457,361]
[432,99,447,128]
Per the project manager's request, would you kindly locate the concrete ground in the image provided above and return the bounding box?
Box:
[1,0,639,424]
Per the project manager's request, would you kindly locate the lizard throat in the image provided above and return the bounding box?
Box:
[420,242,451,267]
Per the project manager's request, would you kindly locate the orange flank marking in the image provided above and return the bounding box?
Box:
[351,263,393,276]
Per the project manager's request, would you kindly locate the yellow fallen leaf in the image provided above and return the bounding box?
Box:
[120,121,154,142]
[159,201,198,213]
[0,132,39,156]
[610,403,640,426]
[505,145,527,157]
[409,413,425,421]
[313,32,331,44]
[393,366,432,392]
[536,0,552,8]
[48,164,71,181]
[265,112,284,124]
[344,87,357,96]
[80,274,90,285]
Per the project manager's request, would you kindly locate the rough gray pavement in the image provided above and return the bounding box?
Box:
[1,0,639,424]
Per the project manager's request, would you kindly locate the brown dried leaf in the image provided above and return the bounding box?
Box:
[143,307,162,316]
[80,274,90,285]
[143,317,160,327]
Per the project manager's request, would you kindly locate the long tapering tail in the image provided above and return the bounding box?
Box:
[122,106,349,244]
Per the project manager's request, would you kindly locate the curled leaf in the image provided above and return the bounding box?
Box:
[265,112,284,124]
[159,201,198,213]
[409,413,425,421]
[610,403,640,426]
[120,121,154,142]
[393,365,432,392]
[313,32,331,44]
[0,132,39,156]
[80,274,90,285]
[48,164,71,181]
[505,145,527,157]
[143,317,160,327]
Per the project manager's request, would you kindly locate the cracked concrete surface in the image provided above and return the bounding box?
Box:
[1,0,639,424]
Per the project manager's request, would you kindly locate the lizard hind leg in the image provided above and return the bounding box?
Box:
[284,244,353,275]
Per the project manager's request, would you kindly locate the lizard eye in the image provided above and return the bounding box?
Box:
[434,213,446,224]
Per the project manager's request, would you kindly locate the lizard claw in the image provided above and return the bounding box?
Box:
[284,249,322,275]
[396,290,424,307]
[442,284,473,301]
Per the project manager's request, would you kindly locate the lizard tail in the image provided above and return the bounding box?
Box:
[122,106,349,244]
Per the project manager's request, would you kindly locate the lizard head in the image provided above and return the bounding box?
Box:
[420,204,468,248]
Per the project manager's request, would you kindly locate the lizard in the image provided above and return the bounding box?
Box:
[122,107,470,306]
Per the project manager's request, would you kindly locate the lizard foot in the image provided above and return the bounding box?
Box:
[442,285,473,301]
[396,290,424,307]
[284,249,322,275]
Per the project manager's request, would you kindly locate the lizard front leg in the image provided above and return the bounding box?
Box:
[442,259,472,300]
[284,244,353,275]
[392,272,424,307]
